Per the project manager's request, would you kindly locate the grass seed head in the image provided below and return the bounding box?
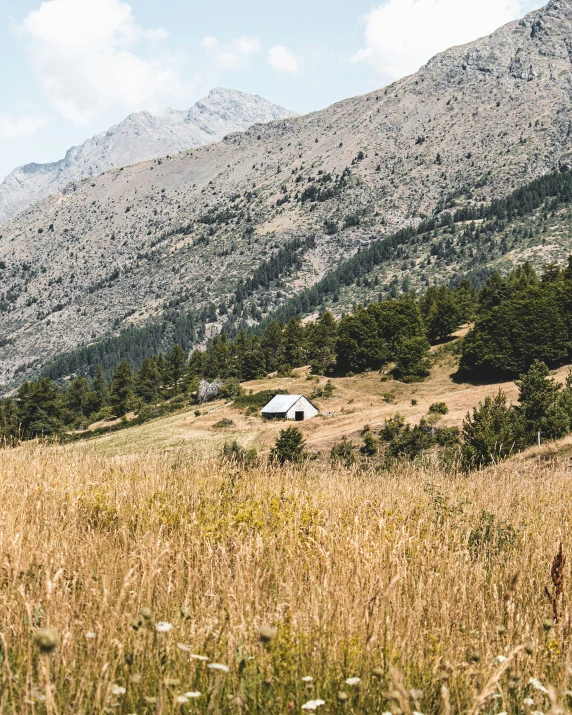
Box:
[258,625,278,643]
[33,628,58,654]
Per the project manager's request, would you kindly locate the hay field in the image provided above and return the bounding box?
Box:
[1,439,572,714]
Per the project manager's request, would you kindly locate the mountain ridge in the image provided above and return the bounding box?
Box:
[2,0,572,384]
[0,88,297,225]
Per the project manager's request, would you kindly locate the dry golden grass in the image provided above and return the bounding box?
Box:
[2,440,572,713]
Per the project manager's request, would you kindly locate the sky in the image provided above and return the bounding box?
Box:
[0,0,545,181]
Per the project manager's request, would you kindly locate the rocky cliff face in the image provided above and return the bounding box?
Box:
[1,0,572,384]
[0,88,297,225]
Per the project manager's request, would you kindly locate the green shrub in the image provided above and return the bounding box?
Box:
[429,402,449,415]
[213,418,235,429]
[270,426,307,465]
[360,432,378,457]
[221,440,259,467]
[330,436,355,466]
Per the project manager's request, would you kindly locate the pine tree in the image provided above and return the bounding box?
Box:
[109,361,134,417]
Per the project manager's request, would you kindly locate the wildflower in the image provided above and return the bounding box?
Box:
[529,678,548,694]
[176,696,189,704]
[207,663,229,672]
[177,643,191,652]
[111,685,126,696]
[141,607,153,620]
[156,622,173,633]
[302,676,314,682]
[258,625,278,643]
[184,692,201,698]
[85,631,97,639]
[337,692,348,702]
[523,698,535,706]
[345,677,361,686]
[191,654,208,661]
[493,655,507,665]
[413,712,425,715]
[129,674,142,684]
[33,628,58,654]
[301,700,325,710]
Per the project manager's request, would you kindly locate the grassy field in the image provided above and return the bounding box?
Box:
[1,436,572,714]
[82,348,572,460]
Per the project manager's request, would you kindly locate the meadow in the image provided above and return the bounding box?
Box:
[1,438,571,714]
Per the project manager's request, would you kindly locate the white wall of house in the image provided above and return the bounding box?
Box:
[284,397,319,421]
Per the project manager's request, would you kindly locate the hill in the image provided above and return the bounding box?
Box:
[3,0,572,383]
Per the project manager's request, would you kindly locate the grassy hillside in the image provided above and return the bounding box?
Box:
[75,347,569,459]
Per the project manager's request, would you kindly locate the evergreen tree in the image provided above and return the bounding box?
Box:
[136,357,162,404]
[461,390,520,469]
[91,365,109,412]
[109,361,134,416]
[16,378,62,438]
[166,345,187,393]
[421,286,463,342]
[270,426,307,464]
[515,360,570,442]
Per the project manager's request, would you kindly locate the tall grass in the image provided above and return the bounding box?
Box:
[0,443,571,713]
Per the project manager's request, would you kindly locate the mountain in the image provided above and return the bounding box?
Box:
[2,0,572,385]
[0,88,297,225]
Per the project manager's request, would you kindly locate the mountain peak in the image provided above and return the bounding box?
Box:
[0,89,295,225]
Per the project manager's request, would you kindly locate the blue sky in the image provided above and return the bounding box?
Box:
[0,0,544,181]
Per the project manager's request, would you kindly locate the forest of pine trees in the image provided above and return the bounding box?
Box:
[5,257,572,446]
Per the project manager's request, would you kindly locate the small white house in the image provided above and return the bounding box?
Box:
[261,394,319,421]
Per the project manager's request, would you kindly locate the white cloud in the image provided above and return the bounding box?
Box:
[18,0,187,125]
[201,35,261,70]
[268,45,299,74]
[0,115,46,141]
[354,0,543,80]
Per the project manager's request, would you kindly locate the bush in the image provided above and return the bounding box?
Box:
[312,380,335,399]
[213,418,235,429]
[270,426,307,465]
[360,432,378,457]
[221,440,259,467]
[331,436,356,466]
[220,379,244,401]
[429,402,449,415]
[461,390,521,469]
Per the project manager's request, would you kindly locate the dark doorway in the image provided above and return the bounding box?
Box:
[295,411,304,422]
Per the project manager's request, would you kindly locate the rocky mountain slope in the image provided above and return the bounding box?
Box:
[0,88,296,226]
[2,0,572,384]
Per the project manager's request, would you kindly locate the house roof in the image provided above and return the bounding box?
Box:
[262,394,305,413]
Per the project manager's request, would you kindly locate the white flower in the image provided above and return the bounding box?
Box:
[111,685,126,696]
[531,711,544,715]
[494,655,507,665]
[85,631,97,639]
[413,712,425,715]
[523,698,535,706]
[529,678,548,694]
[184,692,201,698]
[345,677,361,686]
[191,654,209,661]
[176,696,189,704]
[302,676,314,682]
[177,643,191,652]
[155,622,173,633]
[207,663,229,672]
[301,700,325,711]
